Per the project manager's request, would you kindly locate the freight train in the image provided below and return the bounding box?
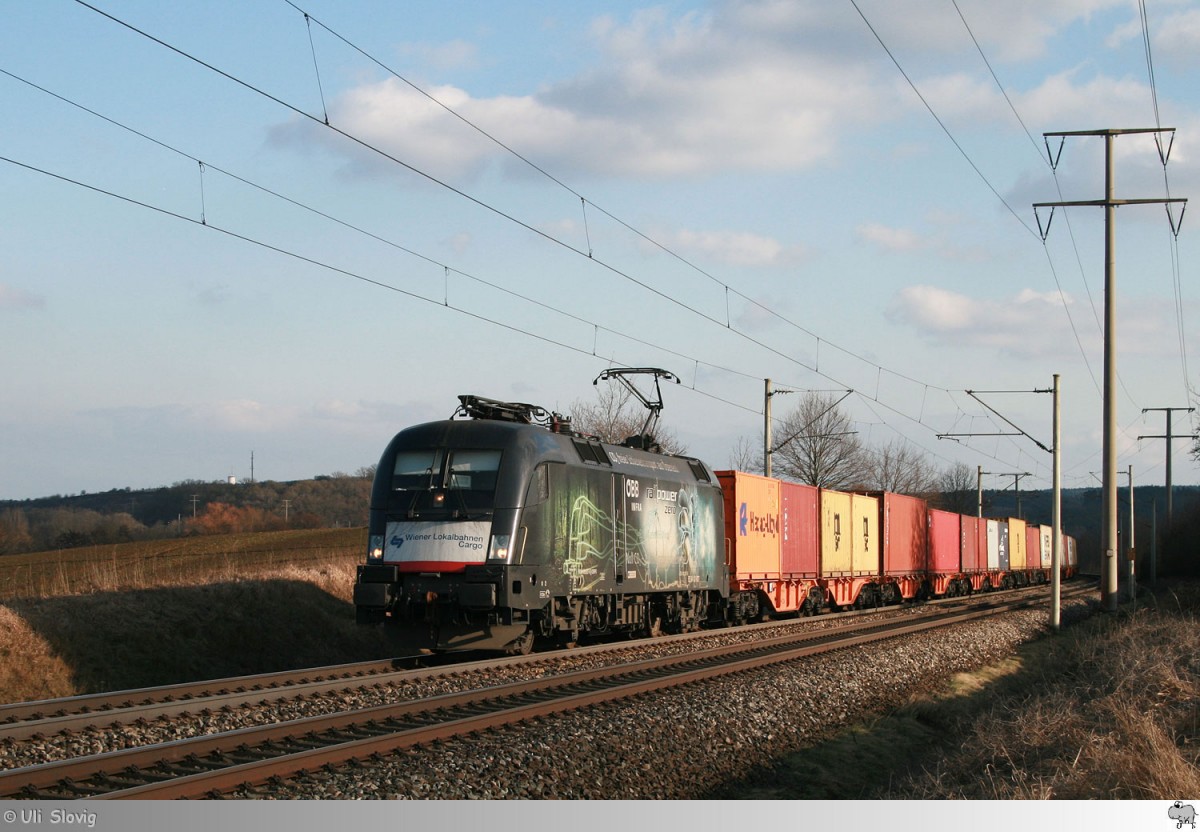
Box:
[353,392,1077,653]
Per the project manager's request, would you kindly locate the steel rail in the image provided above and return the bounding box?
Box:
[0,592,1068,800]
[0,657,414,724]
[1,582,1081,744]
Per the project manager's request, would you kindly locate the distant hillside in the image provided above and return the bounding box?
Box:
[0,473,374,554]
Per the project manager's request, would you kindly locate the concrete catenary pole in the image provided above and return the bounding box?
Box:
[764,379,773,479]
[976,466,983,518]
[1051,374,1062,629]
[1125,464,1135,602]
[1034,127,1186,613]
[1138,407,1196,526]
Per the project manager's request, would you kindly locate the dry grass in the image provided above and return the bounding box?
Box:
[0,530,399,703]
[718,583,1200,800]
[0,528,365,600]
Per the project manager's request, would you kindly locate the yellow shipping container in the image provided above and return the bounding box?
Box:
[1008,517,1027,570]
[852,493,881,576]
[820,489,853,575]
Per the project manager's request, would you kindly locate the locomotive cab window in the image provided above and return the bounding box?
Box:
[387,448,500,516]
[446,449,501,492]
[392,450,444,490]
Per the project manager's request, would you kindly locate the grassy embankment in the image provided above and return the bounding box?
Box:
[0,528,402,702]
[712,582,1200,799]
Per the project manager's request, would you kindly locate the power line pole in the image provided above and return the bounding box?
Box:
[941,380,1062,627]
[1138,406,1196,526]
[764,380,775,478]
[974,469,1031,517]
[1051,374,1062,629]
[976,466,983,518]
[1008,472,1033,519]
[1034,127,1187,613]
[1121,465,1135,602]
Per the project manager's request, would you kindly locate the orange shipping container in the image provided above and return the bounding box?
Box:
[716,471,782,579]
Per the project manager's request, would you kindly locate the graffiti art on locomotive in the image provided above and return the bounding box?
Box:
[353,395,727,654]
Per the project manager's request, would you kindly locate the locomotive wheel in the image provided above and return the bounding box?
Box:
[506,630,535,656]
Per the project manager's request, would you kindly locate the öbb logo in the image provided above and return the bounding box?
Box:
[738,502,778,537]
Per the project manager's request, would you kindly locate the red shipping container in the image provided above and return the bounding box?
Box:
[880,492,927,576]
[1025,525,1043,572]
[780,481,819,577]
[960,515,982,573]
[928,508,961,573]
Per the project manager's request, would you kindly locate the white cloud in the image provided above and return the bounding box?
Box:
[270,0,1151,186]
[886,284,1082,357]
[887,284,1188,362]
[276,2,901,182]
[1153,9,1200,68]
[659,228,805,267]
[856,223,923,252]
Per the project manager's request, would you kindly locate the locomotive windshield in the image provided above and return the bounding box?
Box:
[392,450,444,490]
[388,448,502,516]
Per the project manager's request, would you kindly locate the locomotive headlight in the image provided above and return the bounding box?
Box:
[488,534,511,563]
[368,534,385,562]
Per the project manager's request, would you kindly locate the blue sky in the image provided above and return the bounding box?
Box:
[2,0,1198,501]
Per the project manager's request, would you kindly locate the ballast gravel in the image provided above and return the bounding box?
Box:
[2,596,1095,799]
[265,598,1095,799]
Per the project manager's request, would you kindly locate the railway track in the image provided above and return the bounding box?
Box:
[0,586,1083,800]
[0,582,1064,744]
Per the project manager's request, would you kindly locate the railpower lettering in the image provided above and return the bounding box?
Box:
[626,480,680,514]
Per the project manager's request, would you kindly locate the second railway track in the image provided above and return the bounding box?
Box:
[0,586,1088,800]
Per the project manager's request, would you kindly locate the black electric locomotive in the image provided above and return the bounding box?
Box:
[353,394,728,653]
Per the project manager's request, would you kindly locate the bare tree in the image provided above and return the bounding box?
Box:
[570,383,687,455]
[863,438,938,495]
[929,461,978,514]
[726,435,764,474]
[771,391,867,489]
[0,508,32,554]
